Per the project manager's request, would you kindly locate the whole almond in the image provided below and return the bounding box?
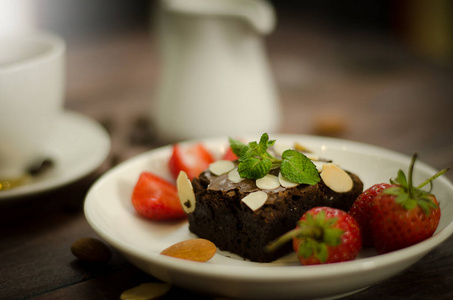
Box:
[71,237,112,263]
[160,239,216,262]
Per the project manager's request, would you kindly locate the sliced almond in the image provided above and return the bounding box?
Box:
[120,282,171,300]
[176,171,196,213]
[320,163,353,193]
[305,153,320,161]
[228,167,244,183]
[294,142,312,153]
[272,143,292,157]
[278,172,299,188]
[241,191,268,211]
[209,160,235,176]
[256,174,280,190]
[160,239,217,262]
[312,161,327,172]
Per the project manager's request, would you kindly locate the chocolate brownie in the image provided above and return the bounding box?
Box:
[188,168,363,263]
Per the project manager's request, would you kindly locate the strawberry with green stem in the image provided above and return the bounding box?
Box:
[370,153,448,254]
[267,207,362,265]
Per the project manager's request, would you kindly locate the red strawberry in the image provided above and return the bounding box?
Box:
[370,154,447,254]
[169,143,215,181]
[131,171,186,220]
[349,183,394,247]
[222,146,239,161]
[267,207,362,265]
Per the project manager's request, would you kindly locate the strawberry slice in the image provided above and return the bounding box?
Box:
[131,171,186,220]
[169,143,215,180]
[222,146,239,161]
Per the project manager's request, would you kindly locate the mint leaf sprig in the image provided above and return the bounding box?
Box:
[229,133,320,185]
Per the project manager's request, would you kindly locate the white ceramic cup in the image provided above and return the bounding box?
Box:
[0,32,65,179]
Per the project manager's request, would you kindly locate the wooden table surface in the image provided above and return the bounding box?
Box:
[1,14,453,300]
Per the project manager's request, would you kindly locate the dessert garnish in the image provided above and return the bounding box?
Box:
[208,160,235,176]
[160,239,217,262]
[349,153,449,254]
[320,163,353,193]
[176,171,196,213]
[131,172,186,220]
[230,133,320,185]
[169,143,214,181]
[266,206,362,265]
[241,191,268,211]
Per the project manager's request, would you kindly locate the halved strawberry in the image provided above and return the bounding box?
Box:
[169,143,215,181]
[222,146,239,161]
[131,171,186,220]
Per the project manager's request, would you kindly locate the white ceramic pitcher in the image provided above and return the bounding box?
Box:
[153,0,280,142]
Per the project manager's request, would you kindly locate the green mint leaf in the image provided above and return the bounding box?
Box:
[237,157,272,179]
[258,133,275,153]
[229,137,247,157]
[280,150,320,185]
[240,141,262,161]
[231,133,322,184]
[235,133,276,179]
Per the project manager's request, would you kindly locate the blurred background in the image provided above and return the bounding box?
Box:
[1,0,452,171]
[3,0,453,63]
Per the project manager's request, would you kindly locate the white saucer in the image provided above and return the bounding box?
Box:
[0,110,110,200]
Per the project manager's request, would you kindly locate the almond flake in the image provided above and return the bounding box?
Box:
[241,191,268,211]
[120,282,171,300]
[272,143,292,157]
[160,239,217,262]
[320,163,353,193]
[228,168,244,183]
[294,142,312,153]
[305,153,320,161]
[278,172,298,188]
[209,160,235,176]
[256,174,280,190]
[176,171,196,213]
[312,161,327,172]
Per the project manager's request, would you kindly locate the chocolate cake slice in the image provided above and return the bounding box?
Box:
[188,167,363,263]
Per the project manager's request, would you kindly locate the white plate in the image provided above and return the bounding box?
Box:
[84,134,453,300]
[0,110,110,200]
